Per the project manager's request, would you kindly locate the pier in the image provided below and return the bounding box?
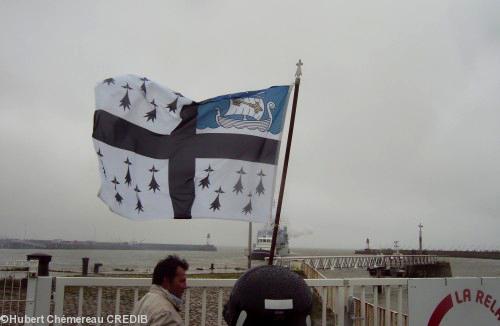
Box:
[355,249,500,260]
[273,255,439,270]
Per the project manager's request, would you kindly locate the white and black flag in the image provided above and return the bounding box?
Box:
[93,75,291,222]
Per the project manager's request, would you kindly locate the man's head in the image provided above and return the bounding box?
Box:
[152,255,189,298]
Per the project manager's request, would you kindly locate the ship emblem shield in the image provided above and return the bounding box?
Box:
[215,97,275,132]
[196,85,290,140]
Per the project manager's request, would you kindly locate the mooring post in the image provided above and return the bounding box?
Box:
[82,257,89,276]
[27,253,52,276]
[93,263,103,274]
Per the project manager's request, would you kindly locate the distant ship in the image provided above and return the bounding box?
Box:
[250,225,290,260]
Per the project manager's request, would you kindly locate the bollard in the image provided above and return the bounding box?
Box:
[27,253,52,276]
[82,257,89,276]
[94,263,103,274]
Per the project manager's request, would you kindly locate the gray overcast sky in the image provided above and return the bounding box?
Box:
[1,0,499,250]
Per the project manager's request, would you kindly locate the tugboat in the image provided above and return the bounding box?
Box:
[250,225,290,260]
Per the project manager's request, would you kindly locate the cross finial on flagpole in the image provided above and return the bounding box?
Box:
[295,59,303,79]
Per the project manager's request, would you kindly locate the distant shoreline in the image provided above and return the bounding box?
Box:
[0,239,217,252]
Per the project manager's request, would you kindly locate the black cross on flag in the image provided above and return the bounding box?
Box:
[93,75,291,221]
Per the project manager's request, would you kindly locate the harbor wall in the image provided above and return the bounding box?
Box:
[405,262,452,277]
[355,249,500,260]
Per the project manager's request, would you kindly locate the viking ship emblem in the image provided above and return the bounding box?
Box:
[215,97,276,132]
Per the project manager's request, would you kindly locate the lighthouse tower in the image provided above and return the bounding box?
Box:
[418,223,423,253]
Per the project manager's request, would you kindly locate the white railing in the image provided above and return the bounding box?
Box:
[0,273,26,319]
[0,258,421,326]
[0,260,38,322]
[274,255,438,270]
[52,277,236,326]
[8,258,498,326]
[49,276,411,326]
[301,261,408,326]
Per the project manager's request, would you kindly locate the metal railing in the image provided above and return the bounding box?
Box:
[274,255,439,270]
[49,276,412,326]
[52,277,235,326]
[4,257,498,326]
[0,272,26,321]
[0,260,37,324]
[0,259,429,326]
[300,261,408,326]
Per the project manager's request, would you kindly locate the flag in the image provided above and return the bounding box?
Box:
[92,74,291,222]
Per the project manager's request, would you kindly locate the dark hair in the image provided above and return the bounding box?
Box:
[152,255,189,285]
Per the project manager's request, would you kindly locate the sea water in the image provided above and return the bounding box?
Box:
[1,247,499,276]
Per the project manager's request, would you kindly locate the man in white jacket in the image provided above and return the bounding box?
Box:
[133,255,189,326]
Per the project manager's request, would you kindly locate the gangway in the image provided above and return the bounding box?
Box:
[273,254,439,270]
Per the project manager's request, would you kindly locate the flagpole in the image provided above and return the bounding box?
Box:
[247,222,252,269]
[268,60,303,266]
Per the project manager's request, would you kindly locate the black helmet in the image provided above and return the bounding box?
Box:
[223,265,312,326]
